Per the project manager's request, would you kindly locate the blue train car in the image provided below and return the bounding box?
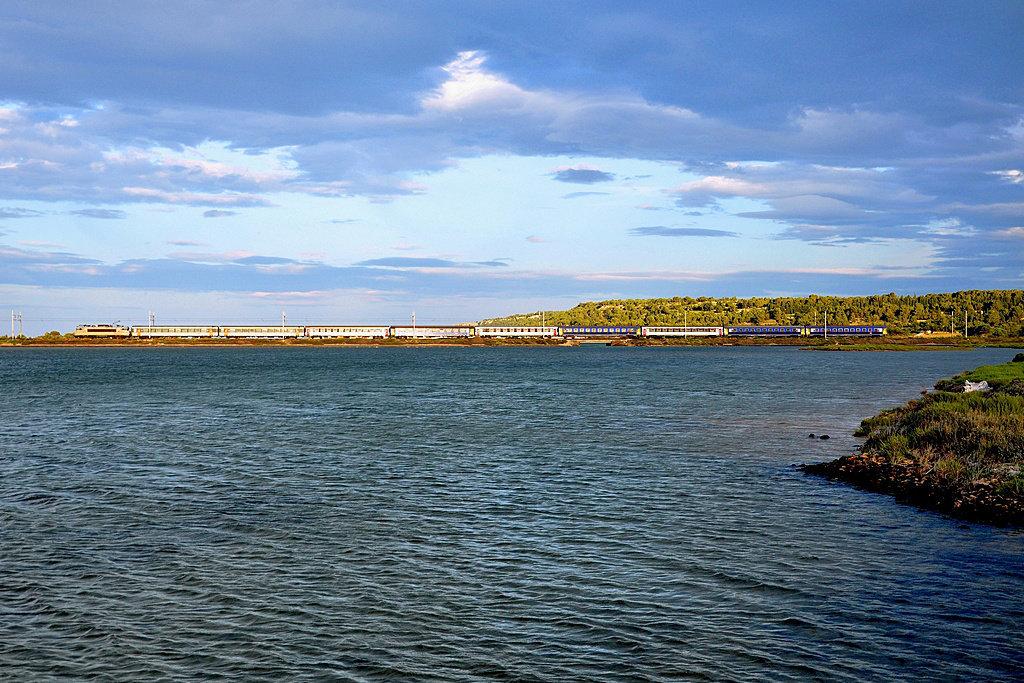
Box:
[559,326,639,337]
[806,325,886,337]
[725,326,804,336]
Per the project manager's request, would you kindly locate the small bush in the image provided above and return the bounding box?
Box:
[933,378,964,392]
[935,458,967,481]
[996,379,1024,397]
[877,434,913,463]
[997,477,1024,497]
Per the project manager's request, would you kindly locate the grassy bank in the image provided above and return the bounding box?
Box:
[808,339,1024,352]
[801,355,1024,526]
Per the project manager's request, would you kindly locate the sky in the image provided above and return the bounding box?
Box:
[1,1,1022,333]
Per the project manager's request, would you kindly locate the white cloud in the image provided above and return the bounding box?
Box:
[669,164,933,205]
[670,176,770,198]
[944,202,1024,217]
[790,108,908,150]
[122,187,273,206]
[168,250,258,262]
[19,240,67,248]
[156,154,294,184]
[921,218,976,237]
[421,51,531,113]
[992,169,1023,184]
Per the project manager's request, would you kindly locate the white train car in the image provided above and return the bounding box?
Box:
[73,324,131,338]
[390,325,476,339]
[475,326,559,338]
[640,326,724,337]
[219,326,304,338]
[305,325,390,339]
[133,326,219,338]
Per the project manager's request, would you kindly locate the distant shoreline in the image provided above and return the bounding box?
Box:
[3,336,1022,350]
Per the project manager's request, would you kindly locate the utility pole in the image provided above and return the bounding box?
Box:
[282,311,286,328]
[148,311,155,327]
[18,312,23,337]
[10,310,13,338]
[824,311,827,340]
[950,309,953,335]
[412,311,416,329]
[965,310,968,339]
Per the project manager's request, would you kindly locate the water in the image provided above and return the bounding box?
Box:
[1,346,1022,680]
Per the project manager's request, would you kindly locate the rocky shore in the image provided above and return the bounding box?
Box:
[801,355,1024,527]
[800,454,1023,527]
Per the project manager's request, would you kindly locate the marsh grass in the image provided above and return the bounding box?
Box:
[855,361,1024,486]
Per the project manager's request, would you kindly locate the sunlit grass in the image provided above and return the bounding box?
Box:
[855,359,1024,486]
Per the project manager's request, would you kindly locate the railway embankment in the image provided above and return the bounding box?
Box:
[801,355,1024,526]
[4,333,1021,349]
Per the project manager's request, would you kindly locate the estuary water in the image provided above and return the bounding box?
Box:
[1,346,1022,681]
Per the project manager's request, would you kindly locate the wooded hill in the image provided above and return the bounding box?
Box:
[482,290,1024,337]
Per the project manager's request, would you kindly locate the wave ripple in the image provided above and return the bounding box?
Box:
[1,347,1022,680]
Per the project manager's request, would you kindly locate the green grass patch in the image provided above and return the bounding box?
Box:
[933,360,1024,391]
[961,362,1024,386]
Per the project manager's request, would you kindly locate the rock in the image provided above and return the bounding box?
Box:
[819,434,830,440]
[808,433,816,438]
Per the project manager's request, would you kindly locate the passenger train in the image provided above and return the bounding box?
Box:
[73,323,887,339]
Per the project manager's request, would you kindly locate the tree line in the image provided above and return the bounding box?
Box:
[482,290,1024,337]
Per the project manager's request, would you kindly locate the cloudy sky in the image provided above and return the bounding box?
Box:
[1,1,1022,332]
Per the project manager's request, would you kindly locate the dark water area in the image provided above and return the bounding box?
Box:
[1,346,1022,680]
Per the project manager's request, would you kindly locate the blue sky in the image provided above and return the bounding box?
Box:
[1,1,1022,333]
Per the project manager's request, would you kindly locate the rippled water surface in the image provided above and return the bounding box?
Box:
[2,346,1023,680]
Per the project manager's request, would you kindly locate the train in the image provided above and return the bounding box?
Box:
[73,323,887,339]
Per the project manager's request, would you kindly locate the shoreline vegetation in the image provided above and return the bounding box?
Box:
[6,289,1023,349]
[2,334,1023,350]
[801,356,1024,527]
[485,290,1024,337]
